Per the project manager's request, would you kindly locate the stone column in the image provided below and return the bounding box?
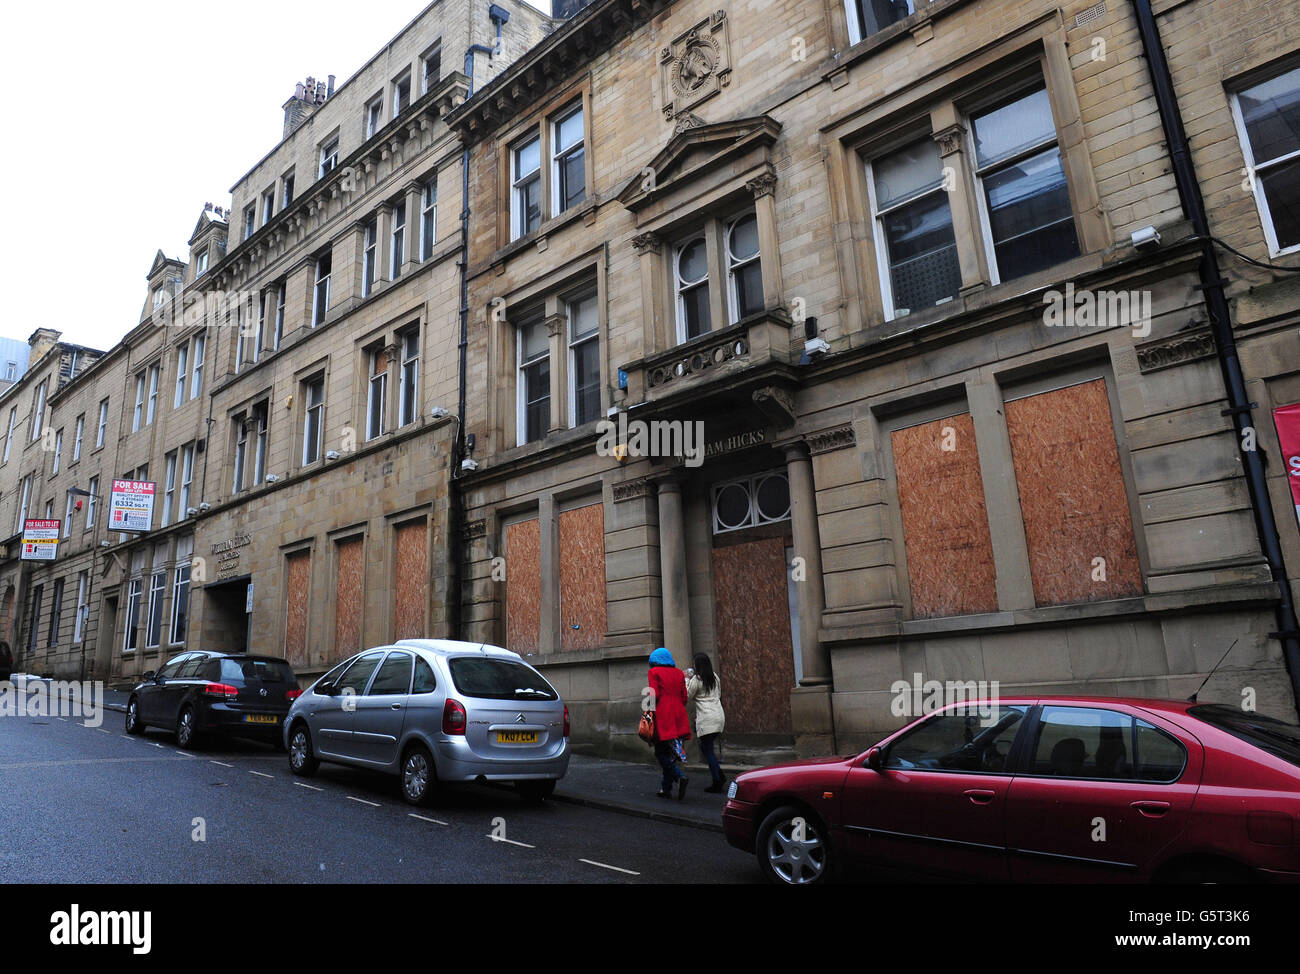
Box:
[545,309,568,434]
[402,182,423,274]
[631,233,666,356]
[931,105,988,295]
[785,442,830,685]
[538,493,559,654]
[656,479,692,658]
[747,172,783,311]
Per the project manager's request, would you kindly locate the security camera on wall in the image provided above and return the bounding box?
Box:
[325,450,341,461]
[186,507,198,517]
[430,406,449,419]
[198,502,211,513]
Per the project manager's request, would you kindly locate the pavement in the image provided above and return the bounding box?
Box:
[22,677,735,833]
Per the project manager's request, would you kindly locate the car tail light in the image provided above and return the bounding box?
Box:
[442,699,467,736]
[286,689,303,701]
[563,705,570,738]
[203,683,238,700]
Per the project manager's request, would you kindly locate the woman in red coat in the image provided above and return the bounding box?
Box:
[648,647,691,799]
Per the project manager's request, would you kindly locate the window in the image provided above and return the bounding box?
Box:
[303,376,325,465]
[162,451,177,527]
[190,335,205,399]
[725,211,764,321]
[232,414,248,494]
[282,170,295,208]
[390,203,406,280]
[368,652,415,695]
[1231,64,1300,255]
[313,253,331,326]
[27,584,43,656]
[712,471,791,534]
[392,72,411,119]
[253,403,268,485]
[320,137,339,178]
[29,378,47,441]
[512,136,542,239]
[674,235,711,341]
[970,81,1079,283]
[884,706,1027,772]
[86,475,98,528]
[274,283,286,350]
[399,329,419,427]
[552,104,586,214]
[1027,706,1186,782]
[63,492,74,538]
[366,96,384,138]
[846,0,916,45]
[44,499,53,520]
[52,428,62,475]
[124,577,142,652]
[517,312,550,445]
[74,572,88,643]
[194,250,209,276]
[146,364,159,424]
[15,474,31,534]
[567,292,599,426]
[174,342,189,408]
[363,219,378,296]
[413,656,437,692]
[261,188,274,225]
[868,137,961,318]
[146,570,166,649]
[4,361,15,380]
[179,444,194,516]
[96,399,108,447]
[171,560,191,644]
[2,407,14,462]
[336,651,384,694]
[367,347,387,440]
[48,578,64,648]
[421,43,442,94]
[421,178,437,260]
[243,204,256,240]
[132,373,145,432]
[72,415,83,462]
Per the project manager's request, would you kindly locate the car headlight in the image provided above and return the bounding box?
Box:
[727,780,738,799]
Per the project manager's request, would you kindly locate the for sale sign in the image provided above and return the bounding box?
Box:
[1275,404,1300,531]
[21,519,60,561]
[109,479,156,533]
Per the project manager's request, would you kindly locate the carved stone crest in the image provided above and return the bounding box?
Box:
[660,11,731,121]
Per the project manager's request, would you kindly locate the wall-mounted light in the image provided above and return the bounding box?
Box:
[186,507,198,517]
[1131,225,1161,251]
[460,458,479,473]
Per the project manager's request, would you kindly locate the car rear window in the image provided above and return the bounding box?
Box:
[448,657,556,701]
[1190,704,1300,768]
[220,658,296,685]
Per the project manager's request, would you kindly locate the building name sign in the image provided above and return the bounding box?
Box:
[703,429,766,458]
[211,535,252,581]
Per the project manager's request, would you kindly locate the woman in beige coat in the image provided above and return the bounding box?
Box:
[686,653,726,792]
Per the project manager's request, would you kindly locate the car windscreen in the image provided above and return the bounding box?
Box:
[220,658,297,685]
[448,657,557,701]
[1189,704,1300,768]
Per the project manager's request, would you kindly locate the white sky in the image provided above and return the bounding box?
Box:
[0,0,549,353]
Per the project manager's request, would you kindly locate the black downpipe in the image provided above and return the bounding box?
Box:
[1133,0,1300,707]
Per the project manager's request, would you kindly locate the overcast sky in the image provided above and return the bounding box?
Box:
[0,0,548,354]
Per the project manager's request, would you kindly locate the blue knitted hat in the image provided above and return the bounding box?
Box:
[649,647,675,667]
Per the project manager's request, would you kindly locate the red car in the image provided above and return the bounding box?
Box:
[723,696,1300,884]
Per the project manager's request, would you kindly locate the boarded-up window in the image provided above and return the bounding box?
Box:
[284,551,311,667]
[1004,378,1141,606]
[559,503,606,651]
[394,519,427,640]
[335,537,365,656]
[505,518,540,654]
[892,413,998,618]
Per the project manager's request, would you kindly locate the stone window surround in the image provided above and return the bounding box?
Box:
[869,355,1149,621]
[823,21,1108,337]
[351,313,425,447]
[1227,60,1300,258]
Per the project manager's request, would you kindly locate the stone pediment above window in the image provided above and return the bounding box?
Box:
[617,115,782,214]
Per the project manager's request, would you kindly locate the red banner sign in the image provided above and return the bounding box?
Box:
[1274,403,1300,530]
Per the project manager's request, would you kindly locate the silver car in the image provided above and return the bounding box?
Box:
[284,639,570,804]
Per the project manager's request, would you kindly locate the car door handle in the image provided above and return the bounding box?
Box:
[1131,800,1171,817]
[963,789,996,805]
[390,704,403,711]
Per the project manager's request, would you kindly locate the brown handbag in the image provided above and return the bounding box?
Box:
[637,710,656,744]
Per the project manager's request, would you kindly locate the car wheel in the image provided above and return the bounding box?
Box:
[516,779,556,804]
[756,805,833,886]
[401,744,437,806]
[125,697,145,735]
[288,723,319,776]
[175,705,201,750]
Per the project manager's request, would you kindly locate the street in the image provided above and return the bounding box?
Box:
[0,709,756,884]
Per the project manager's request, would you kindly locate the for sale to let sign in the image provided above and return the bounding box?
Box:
[108,479,156,533]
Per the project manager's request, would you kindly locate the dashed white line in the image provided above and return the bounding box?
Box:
[579,858,640,876]
[348,796,381,807]
[408,813,449,825]
[209,760,234,768]
[55,717,67,722]
[487,836,534,848]
[97,729,111,734]
[249,771,274,778]
[295,782,324,792]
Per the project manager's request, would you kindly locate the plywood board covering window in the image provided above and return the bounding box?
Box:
[284,551,311,667]
[559,504,605,651]
[505,518,540,654]
[394,520,427,640]
[335,538,365,655]
[1004,378,1142,606]
[892,413,998,618]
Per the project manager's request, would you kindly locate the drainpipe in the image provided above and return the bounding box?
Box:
[1133,0,1300,708]
[447,42,497,641]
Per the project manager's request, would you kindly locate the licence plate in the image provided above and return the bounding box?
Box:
[243,714,279,725]
[496,731,538,744]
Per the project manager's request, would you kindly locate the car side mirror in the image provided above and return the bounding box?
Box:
[141,670,155,682]
[865,746,883,771]
[316,681,336,696]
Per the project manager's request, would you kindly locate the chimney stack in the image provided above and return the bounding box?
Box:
[281,74,333,139]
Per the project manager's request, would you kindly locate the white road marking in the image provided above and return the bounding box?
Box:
[487,836,534,848]
[209,760,234,768]
[97,729,111,734]
[249,771,274,778]
[408,813,449,825]
[295,782,324,792]
[55,717,67,722]
[348,796,381,807]
[149,742,164,748]
[579,858,640,876]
